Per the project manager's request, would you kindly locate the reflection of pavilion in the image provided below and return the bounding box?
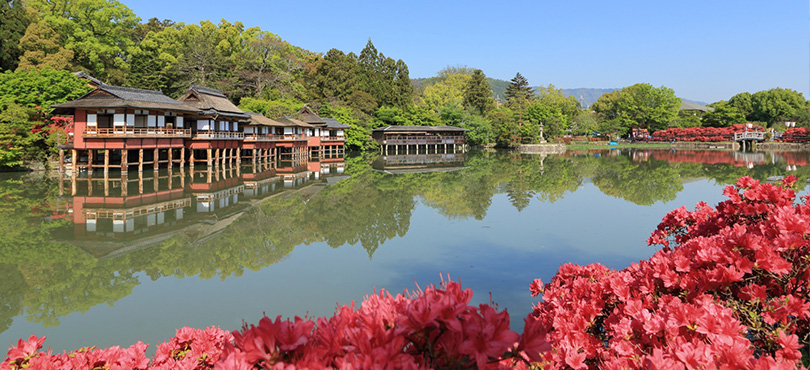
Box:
[54,154,347,258]
[371,153,468,174]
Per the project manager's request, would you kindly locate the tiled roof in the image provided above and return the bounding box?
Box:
[190,85,227,98]
[323,118,350,129]
[50,84,194,114]
[98,85,186,105]
[73,71,103,86]
[276,116,317,128]
[245,112,288,127]
[178,85,249,119]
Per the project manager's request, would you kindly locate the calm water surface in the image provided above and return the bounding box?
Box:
[1,148,808,353]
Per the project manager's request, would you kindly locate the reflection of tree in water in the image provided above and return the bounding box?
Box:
[2,150,809,331]
[591,157,683,206]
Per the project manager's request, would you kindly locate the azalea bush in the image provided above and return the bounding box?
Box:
[650,124,764,142]
[528,176,809,369]
[780,127,810,143]
[3,176,809,369]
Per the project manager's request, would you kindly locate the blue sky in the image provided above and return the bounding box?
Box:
[124,0,809,104]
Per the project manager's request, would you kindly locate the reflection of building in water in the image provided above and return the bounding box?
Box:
[372,126,468,155]
[371,153,468,175]
[54,154,347,258]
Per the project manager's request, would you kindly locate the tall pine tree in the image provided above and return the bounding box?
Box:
[504,72,533,101]
[463,69,495,116]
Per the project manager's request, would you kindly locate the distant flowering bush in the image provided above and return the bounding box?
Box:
[3,176,808,369]
[650,124,764,142]
[780,127,810,143]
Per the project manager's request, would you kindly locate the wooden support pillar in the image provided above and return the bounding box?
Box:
[180,147,186,169]
[104,170,109,196]
[121,172,128,195]
[237,148,241,165]
[71,149,77,173]
[168,148,173,168]
[58,171,64,196]
[103,150,110,174]
[59,149,65,172]
[71,172,77,196]
[153,148,159,170]
[88,150,94,171]
[207,148,213,167]
[138,149,144,172]
[121,149,128,172]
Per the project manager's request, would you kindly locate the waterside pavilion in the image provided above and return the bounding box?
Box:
[297,106,348,158]
[52,84,197,173]
[178,85,250,168]
[371,126,468,155]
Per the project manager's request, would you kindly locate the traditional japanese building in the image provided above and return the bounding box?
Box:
[371,126,468,155]
[177,85,249,168]
[242,112,286,171]
[297,106,348,158]
[273,116,313,162]
[52,84,198,173]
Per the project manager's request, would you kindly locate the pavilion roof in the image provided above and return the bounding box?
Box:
[51,84,195,114]
[177,85,250,120]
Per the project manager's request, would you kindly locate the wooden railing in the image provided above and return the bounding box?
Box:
[279,134,307,141]
[193,131,245,140]
[82,127,191,138]
[244,133,278,142]
[733,132,765,141]
[84,198,191,221]
[321,136,346,142]
[382,135,466,145]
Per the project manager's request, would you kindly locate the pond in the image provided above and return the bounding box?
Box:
[1,148,808,354]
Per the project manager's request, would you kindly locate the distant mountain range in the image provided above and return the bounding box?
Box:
[411,78,707,108]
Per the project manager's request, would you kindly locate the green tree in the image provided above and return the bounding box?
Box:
[750,88,808,125]
[26,0,141,84]
[233,28,305,100]
[703,101,745,127]
[172,20,236,92]
[504,72,533,102]
[592,84,680,135]
[617,83,680,132]
[17,20,75,71]
[528,84,581,138]
[728,92,753,119]
[0,0,33,71]
[504,73,534,129]
[422,73,470,113]
[463,69,495,116]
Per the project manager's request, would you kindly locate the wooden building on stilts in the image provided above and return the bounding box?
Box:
[272,117,313,163]
[297,105,348,159]
[177,85,249,169]
[52,84,197,174]
[371,126,468,155]
[242,112,288,173]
